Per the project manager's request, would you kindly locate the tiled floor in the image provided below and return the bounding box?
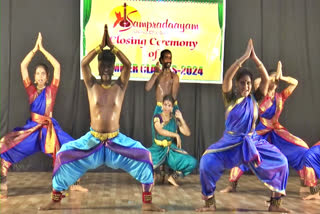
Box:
[0,172,319,214]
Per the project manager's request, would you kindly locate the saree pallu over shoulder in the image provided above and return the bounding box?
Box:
[204,95,260,166]
[225,94,258,135]
[27,85,58,117]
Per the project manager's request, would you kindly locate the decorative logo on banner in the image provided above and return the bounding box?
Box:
[81,0,225,84]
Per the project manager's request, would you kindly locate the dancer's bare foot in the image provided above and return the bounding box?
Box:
[142,203,165,212]
[0,193,7,200]
[153,175,156,185]
[0,182,8,191]
[268,204,291,213]
[195,205,216,212]
[299,186,309,193]
[160,173,165,184]
[0,182,8,199]
[168,175,179,187]
[302,193,320,200]
[220,185,236,193]
[70,184,88,192]
[38,201,61,210]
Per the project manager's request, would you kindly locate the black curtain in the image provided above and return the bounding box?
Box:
[1,0,319,171]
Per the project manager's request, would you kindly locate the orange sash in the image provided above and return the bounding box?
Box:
[31,113,60,156]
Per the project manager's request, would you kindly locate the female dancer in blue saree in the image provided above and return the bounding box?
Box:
[303,141,320,200]
[0,33,86,197]
[221,61,312,194]
[148,95,197,186]
[196,39,289,212]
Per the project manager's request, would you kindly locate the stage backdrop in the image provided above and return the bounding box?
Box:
[81,0,225,84]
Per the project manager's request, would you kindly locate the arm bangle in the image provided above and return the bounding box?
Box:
[111,46,119,55]
[95,45,102,54]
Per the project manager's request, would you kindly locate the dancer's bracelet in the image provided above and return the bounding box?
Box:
[111,46,119,55]
[95,45,102,54]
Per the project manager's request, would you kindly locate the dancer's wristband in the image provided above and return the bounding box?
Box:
[111,46,119,55]
[95,45,102,54]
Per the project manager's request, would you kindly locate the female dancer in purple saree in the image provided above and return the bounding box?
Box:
[303,141,320,200]
[0,33,86,197]
[221,61,312,194]
[196,40,289,213]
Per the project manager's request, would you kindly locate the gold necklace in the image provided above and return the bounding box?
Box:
[101,84,111,89]
[36,85,46,91]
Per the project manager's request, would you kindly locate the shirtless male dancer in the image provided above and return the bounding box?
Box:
[40,24,164,212]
